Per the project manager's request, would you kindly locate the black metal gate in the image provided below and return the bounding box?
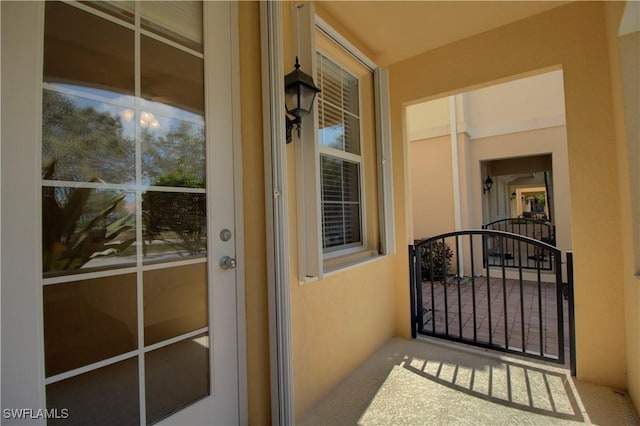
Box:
[483,219,556,271]
[409,230,575,374]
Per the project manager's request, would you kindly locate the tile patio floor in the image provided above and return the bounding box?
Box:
[419,276,570,365]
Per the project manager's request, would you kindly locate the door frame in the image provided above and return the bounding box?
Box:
[260,2,295,424]
[0,2,247,424]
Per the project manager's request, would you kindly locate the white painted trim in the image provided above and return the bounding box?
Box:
[467,114,566,140]
[260,3,295,425]
[375,68,396,255]
[1,2,244,424]
[45,350,139,386]
[619,0,640,36]
[408,124,452,142]
[228,3,248,423]
[322,252,385,277]
[316,15,396,257]
[0,2,3,408]
[409,114,566,142]
[315,15,376,71]
[449,96,462,232]
[449,96,464,276]
[63,1,204,59]
[318,145,363,165]
[1,3,47,423]
[294,1,322,281]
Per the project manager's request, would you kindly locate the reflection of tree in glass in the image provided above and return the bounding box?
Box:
[142,165,206,257]
[42,162,135,273]
[42,90,135,183]
[142,120,205,187]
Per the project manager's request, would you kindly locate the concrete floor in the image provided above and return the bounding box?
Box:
[299,338,639,426]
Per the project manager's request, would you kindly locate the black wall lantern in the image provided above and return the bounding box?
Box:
[285,57,321,144]
[483,176,494,194]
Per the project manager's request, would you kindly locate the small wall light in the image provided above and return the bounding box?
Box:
[483,176,494,194]
[511,191,517,200]
[284,57,321,144]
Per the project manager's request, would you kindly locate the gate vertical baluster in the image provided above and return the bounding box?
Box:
[442,237,449,337]
[525,225,538,266]
[409,245,417,338]
[417,244,424,334]
[555,249,565,364]
[416,244,423,334]
[484,233,493,345]
[456,236,462,338]
[567,252,576,376]
[429,241,436,334]
[509,225,514,267]
[518,240,526,353]
[536,246,544,356]
[470,234,477,342]
[501,236,509,349]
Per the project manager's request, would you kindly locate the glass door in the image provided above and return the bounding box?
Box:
[1,1,240,424]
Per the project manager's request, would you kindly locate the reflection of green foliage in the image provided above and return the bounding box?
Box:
[153,159,204,189]
[42,161,135,272]
[142,165,206,256]
[42,90,134,183]
[142,120,205,186]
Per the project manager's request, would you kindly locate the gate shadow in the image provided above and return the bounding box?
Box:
[401,351,583,422]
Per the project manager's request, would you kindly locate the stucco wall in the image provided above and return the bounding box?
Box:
[390,1,627,389]
[409,135,456,240]
[238,2,272,423]
[285,3,398,419]
[603,1,640,410]
[465,70,566,137]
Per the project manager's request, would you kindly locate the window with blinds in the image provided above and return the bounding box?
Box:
[317,52,363,252]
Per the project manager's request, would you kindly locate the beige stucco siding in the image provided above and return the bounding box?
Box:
[603,0,640,411]
[239,2,271,423]
[390,1,627,389]
[409,135,456,240]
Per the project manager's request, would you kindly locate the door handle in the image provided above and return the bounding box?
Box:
[220,256,237,270]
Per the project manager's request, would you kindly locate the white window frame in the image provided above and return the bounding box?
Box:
[316,49,367,256]
[294,9,395,282]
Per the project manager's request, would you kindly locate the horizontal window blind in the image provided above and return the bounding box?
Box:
[320,155,361,250]
[317,52,360,155]
[317,51,363,252]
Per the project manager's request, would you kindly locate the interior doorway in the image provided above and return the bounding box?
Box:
[406,68,572,256]
[481,154,554,226]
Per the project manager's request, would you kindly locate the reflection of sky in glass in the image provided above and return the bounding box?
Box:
[319,124,344,150]
[51,83,203,125]
[53,83,135,103]
[44,83,206,188]
[43,79,207,271]
[139,98,204,124]
[67,92,136,136]
[42,88,136,184]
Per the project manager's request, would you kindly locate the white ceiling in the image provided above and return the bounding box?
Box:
[316,1,571,66]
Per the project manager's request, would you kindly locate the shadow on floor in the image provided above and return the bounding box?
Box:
[299,338,638,426]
